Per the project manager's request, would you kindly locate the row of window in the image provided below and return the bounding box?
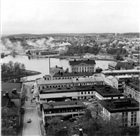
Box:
[40,96,95,101]
[80,91,94,95]
[44,109,84,114]
[125,86,140,102]
[53,76,90,80]
[122,112,137,126]
[39,82,103,90]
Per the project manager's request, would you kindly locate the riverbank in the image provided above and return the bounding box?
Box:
[2,70,41,81]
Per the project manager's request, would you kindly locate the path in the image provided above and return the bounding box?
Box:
[22,83,41,136]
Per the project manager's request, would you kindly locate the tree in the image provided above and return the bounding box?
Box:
[2,107,18,136]
[115,54,124,61]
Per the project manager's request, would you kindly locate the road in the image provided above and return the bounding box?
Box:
[22,83,41,136]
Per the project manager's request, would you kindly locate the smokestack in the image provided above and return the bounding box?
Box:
[49,57,50,75]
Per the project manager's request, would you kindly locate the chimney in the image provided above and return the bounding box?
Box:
[79,128,83,136]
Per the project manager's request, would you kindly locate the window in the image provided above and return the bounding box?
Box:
[81,92,83,95]
[131,111,137,126]
[122,112,128,126]
[88,91,90,94]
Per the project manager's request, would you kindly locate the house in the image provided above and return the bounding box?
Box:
[99,98,140,127]
[123,78,140,102]
[108,61,135,70]
[41,100,85,125]
[69,59,96,73]
[50,65,64,76]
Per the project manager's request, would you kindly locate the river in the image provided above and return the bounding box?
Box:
[1,55,114,80]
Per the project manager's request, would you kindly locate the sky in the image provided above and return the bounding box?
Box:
[1,0,140,34]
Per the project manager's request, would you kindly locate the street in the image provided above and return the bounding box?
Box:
[22,83,41,136]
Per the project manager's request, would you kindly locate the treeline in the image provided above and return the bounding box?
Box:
[1,61,26,76]
[106,47,128,55]
[63,45,100,55]
[45,109,139,136]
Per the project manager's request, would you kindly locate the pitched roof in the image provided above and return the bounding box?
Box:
[69,59,96,66]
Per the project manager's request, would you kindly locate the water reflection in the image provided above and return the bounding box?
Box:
[1,55,114,80]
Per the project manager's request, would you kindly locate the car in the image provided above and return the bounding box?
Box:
[27,119,32,123]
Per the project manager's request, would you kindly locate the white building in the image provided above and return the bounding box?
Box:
[69,59,96,73]
[123,78,140,102]
[99,98,140,127]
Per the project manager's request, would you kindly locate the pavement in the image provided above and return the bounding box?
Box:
[22,83,41,136]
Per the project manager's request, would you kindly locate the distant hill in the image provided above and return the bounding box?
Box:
[2,33,113,38]
[123,32,140,38]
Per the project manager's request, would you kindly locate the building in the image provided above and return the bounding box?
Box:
[50,65,64,76]
[115,75,139,93]
[35,75,104,93]
[123,79,140,102]
[94,84,124,100]
[41,100,85,124]
[52,72,93,80]
[108,61,135,70]
[69,59,96,73]
[99,98,140,127]
[102,69,140,76]
[37,82,124,104]
[39,85,97,102]
[27,49,59,57]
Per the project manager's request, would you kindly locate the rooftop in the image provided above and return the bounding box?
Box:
[53,72,93,77]
[94,84,123,97]
[40,85,95,94]
[109,61,135,70]
[37,75,104,85]
[42,100,85,110]
[99,98,139,113]
[102,69,140,74]
[69,59,96,66]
